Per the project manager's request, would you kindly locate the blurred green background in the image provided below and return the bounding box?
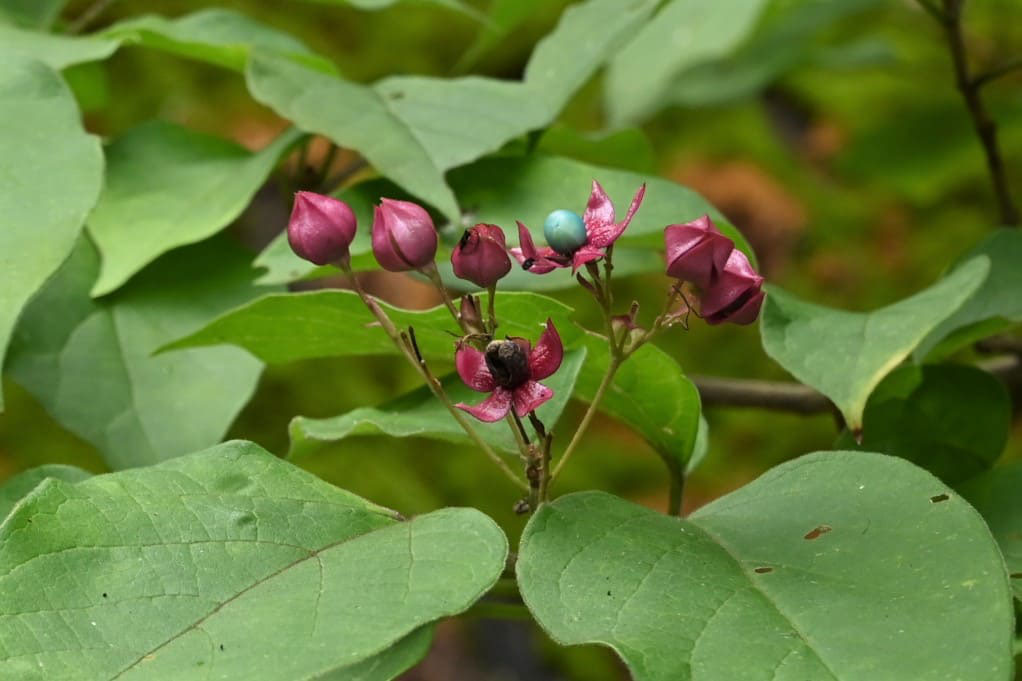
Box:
[1,0,1020,678]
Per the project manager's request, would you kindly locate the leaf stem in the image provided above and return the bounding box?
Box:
[550,353,622,481]
[338,260,527,491]
[486,284,498,334]
[421,261,467,332]
[667,469,684,517]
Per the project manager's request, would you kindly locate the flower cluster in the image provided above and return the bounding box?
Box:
[286,181,764,423]
[664,216,764,325]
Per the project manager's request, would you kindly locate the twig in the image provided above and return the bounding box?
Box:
[693,376,834,414]
[421,262,464,332]
[925,0,1019,225]
[972,56,1022,89]
[692,354,1020,413]
[66,0,116,34]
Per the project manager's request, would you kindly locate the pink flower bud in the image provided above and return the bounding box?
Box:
[664,215,735,289]
[287,191,357,266]
[451,223,512,288]
[371,198,438,271]
[701,249,765,326]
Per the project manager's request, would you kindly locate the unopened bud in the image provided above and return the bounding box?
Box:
[287,191,357,266]
[371,198,438,271]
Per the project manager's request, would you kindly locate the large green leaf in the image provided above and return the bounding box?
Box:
[100,8,320,72]
[0,9,320,71]
[290,348,586,458]
[535,125,657,174]
[519,452,1014,681]
[246,0,660,222]
[0,440,507,680]
[374,0,659,173]
[604,0,769,125]
[0,57,103,411]
[760,256,989,431]
[0,465,91,522]
[5,237,269,470]
[835,364,1010,484]
[88,122,302,296]
[573,332,701,469]
[0,0,66,28]
[958,461,1022,601]
[254,155,736,288]
[163,290,579,364]
[0,25,119,68]
[245,50,460,222]
[916,230,1022,360]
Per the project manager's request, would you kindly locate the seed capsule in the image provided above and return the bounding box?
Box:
[543,209,587,255]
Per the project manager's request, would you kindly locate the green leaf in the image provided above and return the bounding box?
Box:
[0,440,507,679]
[535,125,657,174]
[916,230,1022,360]
[246,50,460,221]
[290,348,586,458]
[760,256,989,430]
[0,9,320,71]
[88,122,302,297]
[0,465,91,522]
[6,237,269,470]
[454,0,547,70]
[100,8,320,72]
[0,57,103,411]
[665,0,885,108]
[321,627,433,681]
[836,364,1010,484]
[687,415,710,476]
[519,452,1014,681]
[604,0,769,125]
[163,290,579,364]
[246,0,660,222]
[0,0,66,28]
[0,25,119,68]
[375,0,659,172]
[958,461,1022,601]
[574,332,701,468]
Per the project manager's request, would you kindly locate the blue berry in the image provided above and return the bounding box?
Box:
[543,209,587,255]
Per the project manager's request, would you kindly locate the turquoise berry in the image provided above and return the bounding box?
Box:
[543,209,587,255]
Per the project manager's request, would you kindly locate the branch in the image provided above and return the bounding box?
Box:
[692,376,832,414]
[694,354,1021,414]
[972,56,1022,89]
[929,0,1019,225]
